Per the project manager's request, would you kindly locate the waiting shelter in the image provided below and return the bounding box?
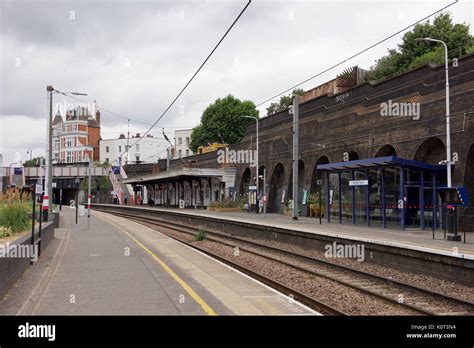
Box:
[316,156,448,230]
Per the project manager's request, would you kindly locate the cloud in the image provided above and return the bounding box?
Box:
[1,0,472,165]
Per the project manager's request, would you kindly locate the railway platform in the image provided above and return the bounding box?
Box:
[0,208,316,316]
[95,205,474,259]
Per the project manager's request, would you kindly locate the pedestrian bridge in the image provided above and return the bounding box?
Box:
[1,165,108,179]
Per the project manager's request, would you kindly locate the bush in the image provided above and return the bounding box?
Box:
[209,197,246,209]
[0,201,31,233]
[0,226,13,238]
[195,229,207,241]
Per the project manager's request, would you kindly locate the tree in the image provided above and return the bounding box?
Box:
[23,157,44,167]
[367,13,474,80]
[80,176,112,196]
[266,88,305,116]
[189,95,259,152]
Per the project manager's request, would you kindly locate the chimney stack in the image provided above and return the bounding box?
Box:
[95,109,101,126]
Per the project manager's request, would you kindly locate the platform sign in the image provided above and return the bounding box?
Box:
[438,187,468,206]
[35,184,43,196]
[14,167,22,175]
[349,180,368,186]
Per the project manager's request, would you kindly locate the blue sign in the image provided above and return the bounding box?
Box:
[14,167,23,175]
[437,186,468,207]
[112,166,120,174]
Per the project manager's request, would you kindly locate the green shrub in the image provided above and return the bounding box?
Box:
[0,226,13,238]
[0,201,31,233]
[209,197,246,209]
[195,229,207,241]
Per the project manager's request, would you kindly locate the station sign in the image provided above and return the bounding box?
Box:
[349,180,368,186]
[248,186,257,190]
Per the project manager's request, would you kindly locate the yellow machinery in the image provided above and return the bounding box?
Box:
[197,143,227,154]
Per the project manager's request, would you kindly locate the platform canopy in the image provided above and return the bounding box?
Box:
[316,156,446,172]
[123,167,236,185]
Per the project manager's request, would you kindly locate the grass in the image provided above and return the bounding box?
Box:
[0,188,32,234]
[0,201,31,233]
[195,228,207,241]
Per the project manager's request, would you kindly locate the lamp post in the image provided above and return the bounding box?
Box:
[26,148,32,166]
[241,115,259,213]
[74,177,81,224]
[415,38,452,187]
[46,86,87,220]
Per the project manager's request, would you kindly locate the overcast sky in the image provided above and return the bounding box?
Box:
[1,0,473,165]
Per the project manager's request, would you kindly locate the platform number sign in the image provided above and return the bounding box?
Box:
[343,152,349,162]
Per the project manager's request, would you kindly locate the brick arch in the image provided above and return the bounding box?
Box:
[238,167,251,196]
[288,160,306,199]
[413,137,445,164]
[310,156,329,192]
[460,143,474,232]
[268,163,285,214]
[375,144,397,157]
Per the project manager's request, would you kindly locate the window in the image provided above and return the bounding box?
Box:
[136,144,140,151]
[118,157,122,165]
[106,146,109,153]
[178,150,182,158]
[66,138,72,147]
[66,151,73,163]
[178,138,182,145]
[186,137,190,145]
[119,145,122,152]
[136,156,140,162]
[186,149,189,157]
[105,158,109,164]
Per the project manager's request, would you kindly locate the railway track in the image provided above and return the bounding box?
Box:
[99,209,474,316]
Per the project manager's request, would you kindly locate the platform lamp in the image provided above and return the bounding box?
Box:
[414,38,452,187]
[46,86,87,222]
[414,38,461,241]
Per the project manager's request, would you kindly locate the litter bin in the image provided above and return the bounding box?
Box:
[445,206,461,241]
[446,208,456,234]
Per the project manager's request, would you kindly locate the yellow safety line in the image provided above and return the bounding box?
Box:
[98,214,217,316]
